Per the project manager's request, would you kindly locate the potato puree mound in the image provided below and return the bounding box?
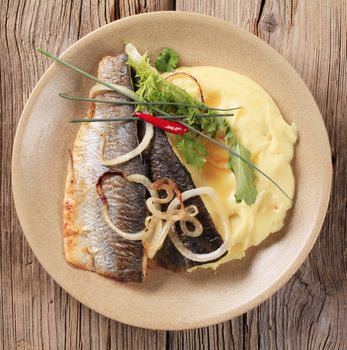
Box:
[170,66,297,269]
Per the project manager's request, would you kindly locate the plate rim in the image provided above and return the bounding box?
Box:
[12,11,332,330]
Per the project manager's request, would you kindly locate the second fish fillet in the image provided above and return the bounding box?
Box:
[144,128,225,271]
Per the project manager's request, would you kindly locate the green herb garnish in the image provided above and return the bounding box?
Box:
[176,135,208,169]
[70,113,232,124]
[59,92,241,112]
[36,47,292,204]
[229,140,258,204]
[155,48,179,73]
[126,43,258,204]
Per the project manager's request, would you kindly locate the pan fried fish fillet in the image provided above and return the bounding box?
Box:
[63,54,147,282]
[144,128,224,271]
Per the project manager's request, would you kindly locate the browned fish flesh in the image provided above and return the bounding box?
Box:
[144,127,224,271]
[63,54,147,282]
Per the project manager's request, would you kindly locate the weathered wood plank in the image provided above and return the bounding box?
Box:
[0,1,173,349]
[174,0,346,349]
[1,0,346,349]
[118,0,175,17]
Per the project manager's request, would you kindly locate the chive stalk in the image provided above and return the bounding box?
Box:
[70,113,233,124]
[59,92,241,112]
[37,48,292,202]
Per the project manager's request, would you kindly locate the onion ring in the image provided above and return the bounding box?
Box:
[179,216,203,237]
[96,172,159,241]
[100,122,154,166]
[89,82,138,100]
[167,187,231,262]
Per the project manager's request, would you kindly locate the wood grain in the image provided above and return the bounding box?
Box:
[1,0,345,349]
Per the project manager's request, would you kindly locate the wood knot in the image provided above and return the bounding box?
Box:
[331,148,337,165]
[262,13,279,33]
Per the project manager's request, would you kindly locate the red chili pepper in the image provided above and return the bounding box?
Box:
[133,111,189,135]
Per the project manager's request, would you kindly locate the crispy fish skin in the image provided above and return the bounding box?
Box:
[63,54,147,282]
[145,128,224,271]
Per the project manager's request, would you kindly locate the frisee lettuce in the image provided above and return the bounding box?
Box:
[126,43,258,205]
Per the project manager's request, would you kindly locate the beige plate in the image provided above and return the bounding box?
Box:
[12,12,332,330]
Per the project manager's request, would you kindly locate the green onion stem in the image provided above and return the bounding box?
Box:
[36,48,139,101]
[37,48,292,202]
[59,93,241,112]
[70,116,187,123]
[70,113,233,124]
[71,117,137,123]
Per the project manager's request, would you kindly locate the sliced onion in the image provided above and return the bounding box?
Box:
[142,216,158,243]
[144,204,202,258]
[146,217,193,259]
[144,216,154,227]
[146,187,183,221]
[184,205,199,216]
[121,173,171,256]
[125,43,157,75]
[167,187,231,262]
[97,170,229,262]
[176,204,202,238]
[143,218,165,259]
[89,84,114,98]
[100,122,154,166]
[126,174,158,199]
[147,199,183,221]
[180,217,203,237]
[126,174,164,246]
[89,82,138,100]
[147,203,201,253]
[96,171,146,240]
[142,180,183,258]
[150,183,175,204]
[96,172,156,242]
[125,43,144,65]
[151,179,184,206]
[146,180,186,221]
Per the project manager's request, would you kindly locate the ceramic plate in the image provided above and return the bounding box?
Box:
[12,12,332,330]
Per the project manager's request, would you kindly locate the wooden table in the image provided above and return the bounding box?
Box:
[1,1,345,349]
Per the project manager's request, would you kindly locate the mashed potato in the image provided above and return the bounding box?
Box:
[168,67,297,269]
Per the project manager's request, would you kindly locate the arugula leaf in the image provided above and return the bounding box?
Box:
[228,140,258,205]
[155,48,179,73]
[176,134,208,169]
